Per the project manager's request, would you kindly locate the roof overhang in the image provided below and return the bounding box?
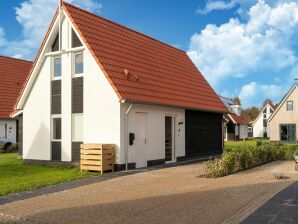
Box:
[120,99,228,114]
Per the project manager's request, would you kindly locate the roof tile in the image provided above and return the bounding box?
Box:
[0,56,32,119]
[63,2,228,113]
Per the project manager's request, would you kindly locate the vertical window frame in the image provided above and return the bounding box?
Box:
[52,115,62,142]
[52,56,62,80]
[73,52,84,77]
[72,113,83,142]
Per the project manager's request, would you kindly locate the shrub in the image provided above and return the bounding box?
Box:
[205,143,298,178]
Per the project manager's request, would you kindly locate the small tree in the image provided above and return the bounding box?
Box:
[232,97,241,105]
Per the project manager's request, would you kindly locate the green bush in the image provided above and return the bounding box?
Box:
[205,143,298,178]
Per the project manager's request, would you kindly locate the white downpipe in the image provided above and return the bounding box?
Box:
[124,104,133,171]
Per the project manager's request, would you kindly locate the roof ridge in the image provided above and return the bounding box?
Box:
[62,1,186,54]
[0,55,32,63]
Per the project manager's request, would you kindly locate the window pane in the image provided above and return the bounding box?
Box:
[75,54,83,74]
[54,57,61,77]
[287,101,293,111]
[72,114,83,141]
[72,29,83,48]
[53,117,61,140]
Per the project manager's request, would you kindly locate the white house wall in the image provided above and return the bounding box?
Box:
[0,119,17,143]
[83,47,121,163]
[239,124,248,139]
[23,59,51,160]
[253,105,273,138]
[253,115,264,138]
[120,103,185,166]
[61,17,72,162]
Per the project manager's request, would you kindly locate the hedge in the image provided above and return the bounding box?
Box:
[205,142,298,178]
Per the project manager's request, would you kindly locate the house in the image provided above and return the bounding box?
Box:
[0,56,32,151]
[251,100,275,138]
[268,84,297,143]
[12,2,228,170]
[220,96,249,141]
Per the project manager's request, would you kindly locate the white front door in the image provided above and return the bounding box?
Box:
[135,112,147,168]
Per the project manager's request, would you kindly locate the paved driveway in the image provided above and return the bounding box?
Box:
[0,161,297,224]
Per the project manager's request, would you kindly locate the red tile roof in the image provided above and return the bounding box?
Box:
[0,56,32,119]
[62,2,228,113]
[228,113,249,125]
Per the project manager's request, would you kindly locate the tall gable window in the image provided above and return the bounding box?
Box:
[54,57,62,78]
[75,53,83,75]
[51,34,59,52]
[52,116,61,141]
[72,29,82,48]
[287,101,293,111]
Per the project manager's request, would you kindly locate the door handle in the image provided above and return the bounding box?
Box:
[145,138,147,144]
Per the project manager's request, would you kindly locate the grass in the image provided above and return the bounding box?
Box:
[224,139,269,152]
[0,153,97,196]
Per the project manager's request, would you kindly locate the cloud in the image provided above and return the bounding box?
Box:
[196,0,257,15]
[238,82,284,107]
[0,0,102,59]
[188,0,298,86]
[196,0,238,14]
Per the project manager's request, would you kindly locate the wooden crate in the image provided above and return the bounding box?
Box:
[80,144,115,174]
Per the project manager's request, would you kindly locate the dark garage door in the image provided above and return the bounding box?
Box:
[185,110,223,157]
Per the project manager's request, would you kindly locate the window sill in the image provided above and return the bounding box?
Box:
[73,73,84,78]
[52,77,62,81]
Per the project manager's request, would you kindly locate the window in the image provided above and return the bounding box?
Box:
[263,119,267,127]
[72,114,83,141]
[54,57,62,78]
[248,127,252,132]
[51,34,60,52]
[52,116,61,141]
[263,114,267,119]
[72,29,82,48]
[287,101,293,111]
[75,54,83,75]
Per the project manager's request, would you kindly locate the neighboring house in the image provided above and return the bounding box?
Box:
[12,2,227,170]
[0,56,32,150]
[220,96,249,141]
[268,84,297,143]
[251,100,275,138]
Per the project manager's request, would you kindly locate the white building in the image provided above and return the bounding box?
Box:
[220,96,249,141]
[12,2,227,170]
[0,56,32,151]
[252,101,275,138]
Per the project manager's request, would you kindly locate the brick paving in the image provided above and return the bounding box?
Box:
[0,161,297,224]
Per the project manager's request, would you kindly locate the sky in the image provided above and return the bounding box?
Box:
[0,0,297,108]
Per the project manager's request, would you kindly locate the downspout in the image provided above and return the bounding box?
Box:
[124,103,133,171]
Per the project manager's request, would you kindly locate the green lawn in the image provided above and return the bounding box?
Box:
[0,153,97,196]
[224,139,269,152]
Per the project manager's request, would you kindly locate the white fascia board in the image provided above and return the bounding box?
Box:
[17,15,61,109]
[268,84,297,122]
